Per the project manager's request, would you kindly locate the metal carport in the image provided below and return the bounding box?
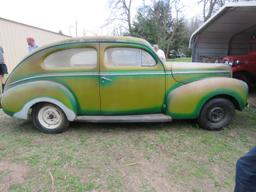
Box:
[190,2,256,63]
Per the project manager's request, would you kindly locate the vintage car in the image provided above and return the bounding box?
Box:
[0,37,248,134]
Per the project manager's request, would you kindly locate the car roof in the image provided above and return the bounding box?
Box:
[11,36,155,75]
[63,36,151,46]
[36,36,153,52]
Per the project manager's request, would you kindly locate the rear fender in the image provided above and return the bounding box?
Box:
[1,81,77,121]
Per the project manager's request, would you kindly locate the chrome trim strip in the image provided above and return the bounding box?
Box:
[76,113,172,123]
[172,70,229,74]
[9,72,165,85]
[9,70,229,86]
[101,70,229,76]
[101,72,166,76]
[9,72,99,86]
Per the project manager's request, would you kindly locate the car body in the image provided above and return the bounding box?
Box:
[0,36,248,133]
[223,40,256,88]
[223,52,256,88]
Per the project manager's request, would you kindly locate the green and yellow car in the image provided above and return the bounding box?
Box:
[0,37,248,133]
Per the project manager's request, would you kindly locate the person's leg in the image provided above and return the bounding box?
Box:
[0,75,3,93]
[234,147,256,192]
[2,74,7,90]
[0,64,8,92]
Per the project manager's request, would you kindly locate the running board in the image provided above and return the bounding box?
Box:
[76,114,172,123]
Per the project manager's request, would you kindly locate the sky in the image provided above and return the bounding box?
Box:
[0,0,201,37]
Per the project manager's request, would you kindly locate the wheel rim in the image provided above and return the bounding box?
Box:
[38,106,62,129]
[208,107,225,123]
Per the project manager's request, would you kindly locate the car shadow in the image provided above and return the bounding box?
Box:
[68,119,199,133]
[17,119,200,134]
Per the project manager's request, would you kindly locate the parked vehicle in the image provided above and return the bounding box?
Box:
[169,50,186,58]
[0,37,248,134]
[223,39,256,88]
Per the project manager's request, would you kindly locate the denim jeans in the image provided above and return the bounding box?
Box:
[234,147,256,192]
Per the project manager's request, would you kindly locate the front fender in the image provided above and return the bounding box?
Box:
[1,81,77,121]
[166,77,248,119]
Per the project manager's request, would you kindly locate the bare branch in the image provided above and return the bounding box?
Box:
[106,0,134,35]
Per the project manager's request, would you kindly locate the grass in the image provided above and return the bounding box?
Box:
[167,57,192,62]
[0,108,255,192]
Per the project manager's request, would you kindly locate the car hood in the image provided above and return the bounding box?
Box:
[165,62,231,83]
[223,55,248,62]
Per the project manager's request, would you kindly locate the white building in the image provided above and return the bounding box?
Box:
[0,17,70,71]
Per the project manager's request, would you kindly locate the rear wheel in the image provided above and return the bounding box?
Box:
[32,103,69,134]
[198,98,235,130]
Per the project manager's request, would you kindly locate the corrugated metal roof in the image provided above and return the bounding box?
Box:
[189,1,256,62]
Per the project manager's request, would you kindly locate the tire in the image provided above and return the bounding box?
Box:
[32,103,69,134]
[198,98,235,131]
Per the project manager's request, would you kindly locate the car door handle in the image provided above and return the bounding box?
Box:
[101,76,112,82]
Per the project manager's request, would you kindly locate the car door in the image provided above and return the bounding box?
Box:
[43,42,101,115]
[99,43,166,115]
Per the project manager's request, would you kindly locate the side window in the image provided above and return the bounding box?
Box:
[44,48,97,68]
[104,48,156,67]
[141,50,157,66]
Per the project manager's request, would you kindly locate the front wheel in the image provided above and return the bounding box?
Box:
[32,103,70,134]
[198,98,235,131]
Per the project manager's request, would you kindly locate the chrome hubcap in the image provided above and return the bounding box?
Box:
[208,107,225,123]
[38,106,62,129]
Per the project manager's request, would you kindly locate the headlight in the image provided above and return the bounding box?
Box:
[224,60,234,66]
[228,61,234,66]
[234,60,241,65]
[224,60,241,66]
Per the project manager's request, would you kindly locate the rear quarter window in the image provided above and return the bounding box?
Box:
[44,48,97,68]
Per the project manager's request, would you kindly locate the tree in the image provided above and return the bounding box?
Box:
[198,0,224,21]
[168,19,188,56]
[107,0,134,34]
[185,17,203,35]
[199,0,256,21]
[132,1,171,48]
[181,17,203,57]
[132,0,188,58]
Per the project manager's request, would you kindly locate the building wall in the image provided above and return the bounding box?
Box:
[229,26,256,56]
[0,18,70,71]
[192,32,230,63]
